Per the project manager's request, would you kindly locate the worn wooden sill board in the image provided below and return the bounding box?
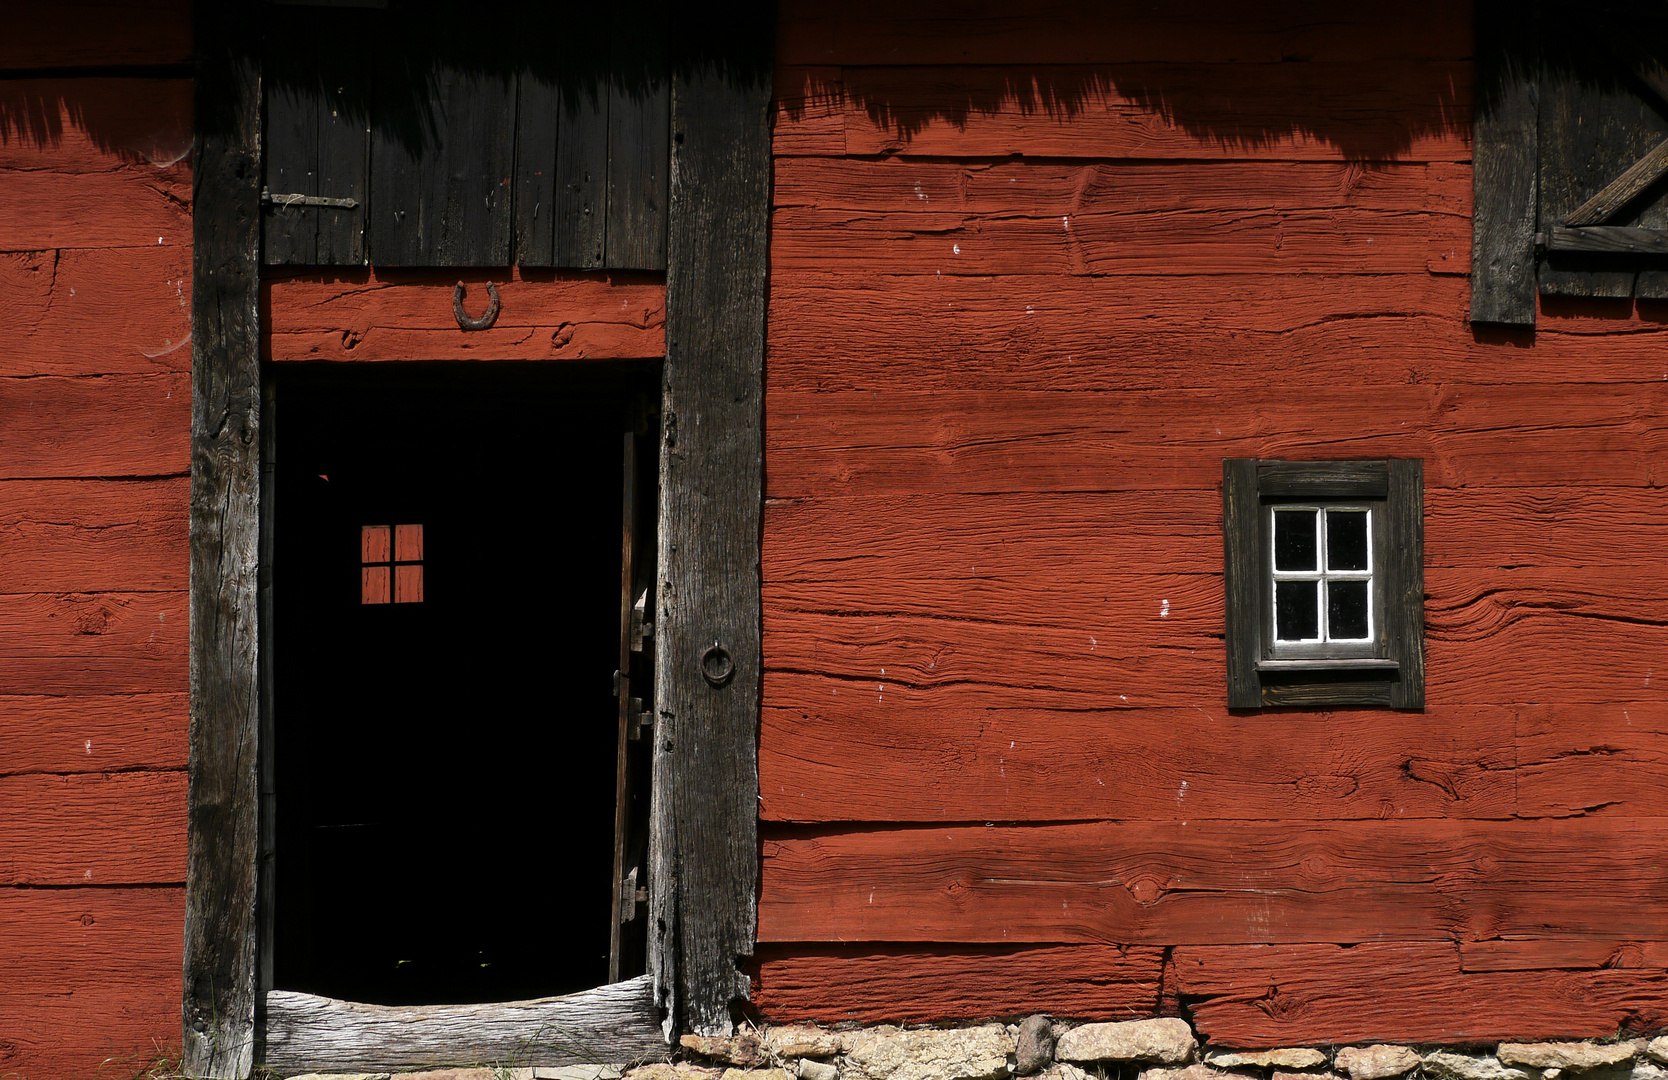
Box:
[263,975,666,1075]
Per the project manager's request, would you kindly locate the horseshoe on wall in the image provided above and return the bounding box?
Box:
[452,281,501,331]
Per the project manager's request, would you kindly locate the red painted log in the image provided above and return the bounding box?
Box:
[757,819,1668,946]
[0,1,191,69]
[0,79,194,173]
[0,249,192,376]
[764,385,1668,496]
[1459,938,1668,972]
[752,944,1163,1024]
[0,479,188,593]
[0,771,186,885]
[0,887,184,1080]
[777,0,1471,66]
[264,269,667,363]
[760,689,1515,822]
[1173,942,1668,1045]
[0,592,188,694]
[0,375,190,480]
[1516,704,1668,819]
[765,272,1668,392]
[0,694,187,776]
[836,63,1469,162]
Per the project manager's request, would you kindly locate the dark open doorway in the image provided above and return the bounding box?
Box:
[270,362,657,1006]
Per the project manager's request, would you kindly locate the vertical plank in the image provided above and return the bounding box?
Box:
[256,377,278,1038]
[370,46,515,267]
[314,21,371,267]
[607,0,671,271]
[1222,459,1260,709]
[515,71,560,266]
[1470,0,1539,325]
[1386,458,1426,709]
[654,0,773,1038]
[187,5,262,1077]
[263,43,319,266]
[611,430,638,985]
[555,8,613,269]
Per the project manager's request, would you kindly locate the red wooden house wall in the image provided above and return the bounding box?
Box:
[754,0,1668,1044]
[7,1,1668,1076]
[0,3,194,1078]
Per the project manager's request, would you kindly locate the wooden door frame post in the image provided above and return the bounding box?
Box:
[185,2,264,1077]
[652,2,775,1039]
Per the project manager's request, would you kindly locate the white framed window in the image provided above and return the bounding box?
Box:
[1269,505,1373,645]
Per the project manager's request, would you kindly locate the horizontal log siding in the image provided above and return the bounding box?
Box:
[0,5,192,1077]
[756,0,1668,1043]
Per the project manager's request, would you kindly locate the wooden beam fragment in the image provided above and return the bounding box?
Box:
[263,976,667,1075]
[1471,0,1540,325]
[1542,225,1668,254]
[1560,137,1668,226]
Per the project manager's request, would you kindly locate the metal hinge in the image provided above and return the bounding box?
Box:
[619,866,648,923]
[262,188,359,210]
[627,697,653,740]
[629,588,653,651]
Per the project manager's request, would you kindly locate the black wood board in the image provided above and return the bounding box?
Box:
[369,26,515,268]
[606,0,670,270]
[263,15,370,266]
[1257,459,1388,499]
[186,4,263,1076]
[653,0,773,1038]
[1471,0,1540,325]
[514,70,560,267]
[1222,459,1261,710]
[1385,458,1426,710]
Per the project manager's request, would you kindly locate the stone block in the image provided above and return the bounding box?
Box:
[1209,1049,1328,1070]
[1335,1045,1421,1080]
[1016,1015,1055,1076]
[1055,1018,1196,1065]
[1498,1044,1644,1071]
[1423,1053,1532,1080]
[842,1024,1015,1080]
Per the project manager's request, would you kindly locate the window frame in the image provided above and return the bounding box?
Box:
[1223,459,1424,710]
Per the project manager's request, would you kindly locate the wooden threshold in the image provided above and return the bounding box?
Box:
[263,975,666,1075]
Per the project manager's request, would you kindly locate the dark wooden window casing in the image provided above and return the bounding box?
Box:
[1473,1,1668,325]
[1223,459,1425,710]
[186,4,770,1075]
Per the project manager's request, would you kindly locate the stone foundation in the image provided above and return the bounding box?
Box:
[283,1019,1668,1080]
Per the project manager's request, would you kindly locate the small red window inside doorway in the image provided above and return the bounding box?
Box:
[361,524,423,604]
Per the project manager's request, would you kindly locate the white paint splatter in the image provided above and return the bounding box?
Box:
[1176,780,1189,804]
[85,740,92,755]
[1089,636,1097,650]
[1062,216,1070,229]
[157,237,164,245]
[1160,599,1170,619]
[952,244,961,254]
[914,183,927,201]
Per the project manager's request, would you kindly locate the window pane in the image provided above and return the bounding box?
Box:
[1329,580,1369,639]
[1276,580,1319,640]
[1273,509,1317,571]
[1327,510,1368,571]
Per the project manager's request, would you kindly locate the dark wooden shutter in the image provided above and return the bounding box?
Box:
[262,1,669,270]
[1472,2,1668,323]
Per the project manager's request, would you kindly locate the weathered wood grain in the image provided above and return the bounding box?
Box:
[0,249,192,377]
[0,771,185,885]
[654,6,773,1036]
[764,385,1668,496]
[757,819,1668,945]
[763,271,1668,392]
[0,479,188,593]
[0,887,184,1080]
[776,0,1471,66]
[0,374,190,479]
[185,7,261,1075]
[760,686,1515,821]
[0,694,187,776]
[263,270,666,362]
[264,976,668,1074]
[605,0,670,271]
[837,63,1469,161]
[1175,942,1668,1045]
[1516,704,1668,818]
[0,2,191,69]
[772,160,1467,276]
[752,944,1163,1024]
[1460,938,1668,972]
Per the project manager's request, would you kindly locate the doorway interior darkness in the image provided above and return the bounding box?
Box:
[271,361,658,1006]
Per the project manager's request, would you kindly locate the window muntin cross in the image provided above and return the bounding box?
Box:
[1269,506,1372,644]
[361,523,424,604]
